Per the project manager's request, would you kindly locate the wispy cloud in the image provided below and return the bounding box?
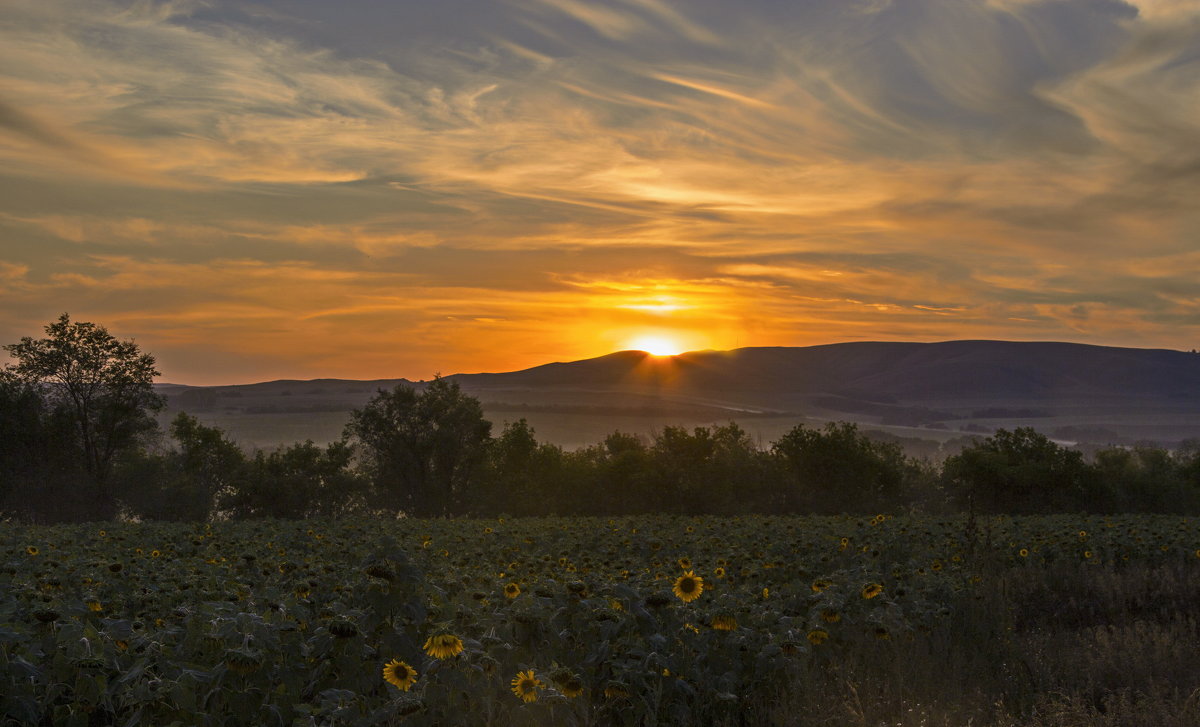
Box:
[0,0,1197,382]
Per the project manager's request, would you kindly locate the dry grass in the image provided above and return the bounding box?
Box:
[759,561,1200,727]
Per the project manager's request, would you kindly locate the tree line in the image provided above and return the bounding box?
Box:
[3,315,1200,523]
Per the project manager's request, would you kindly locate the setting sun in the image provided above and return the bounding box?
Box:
[627,335,685,357]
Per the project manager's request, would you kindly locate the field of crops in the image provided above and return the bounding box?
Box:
[4,514,1200,727]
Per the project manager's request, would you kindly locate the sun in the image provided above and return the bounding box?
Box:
[627,335,684,356]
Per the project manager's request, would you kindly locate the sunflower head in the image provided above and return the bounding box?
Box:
[672,571,704,603]
[422,633,464,659]
[382,659,418,691]
[503,582,521,599]
[807,629,830,645]
[603,681,630,699]
[711,613,738,631]
[510,669,544,702]
[26,546,39,556]
[560,678,584,698]
[861,583,883,600]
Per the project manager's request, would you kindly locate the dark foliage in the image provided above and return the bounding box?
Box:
[6,316,1200,522]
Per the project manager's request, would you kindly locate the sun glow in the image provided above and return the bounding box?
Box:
[627,335,685,356]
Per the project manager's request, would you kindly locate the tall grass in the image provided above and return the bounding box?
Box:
[767,560,1200,726]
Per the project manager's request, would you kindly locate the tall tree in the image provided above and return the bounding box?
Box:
[772,422,912,513]
[345,377,491,517]
[943,427,1100,513]
[2,313,164,517]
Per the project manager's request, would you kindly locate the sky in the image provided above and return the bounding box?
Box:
[1,0,1198,384]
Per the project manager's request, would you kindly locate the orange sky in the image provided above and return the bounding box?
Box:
[1,0,1198,384]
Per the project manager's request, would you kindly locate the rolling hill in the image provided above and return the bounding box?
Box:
[157,341,1200,451]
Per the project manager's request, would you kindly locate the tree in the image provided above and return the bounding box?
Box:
[648,423,768,514]
[2,314,164,518]
[943,428,1101,513]
[0,379,82,520]
[345,377,491,517]
[478,419,567,516]
[224,440,363,519]
[772,422,913,513]
[565,431,653,516]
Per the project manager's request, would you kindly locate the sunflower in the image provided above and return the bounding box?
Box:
[382,659,418,691]
[713,566,726,578]
[672,570,703,603]
[1018,548,1029,557]
[604,681,630,699]
[86,600,103,613]
[423,633,464,659]
[811,579,831,593]
[861,583,883,599]
[677,557,691,569]
[807,629,829,645]
[821,609,841,623]
[712,613,737,631]
[511,670,543,703]
[555,673,584,698]
[504,582,521,598]
[25,546,38,556]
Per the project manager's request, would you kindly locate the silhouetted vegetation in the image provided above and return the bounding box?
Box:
[4,316,1200,522]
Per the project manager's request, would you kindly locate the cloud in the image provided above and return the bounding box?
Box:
[0,0,1198,381]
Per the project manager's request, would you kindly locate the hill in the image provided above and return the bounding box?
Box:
[156,341,1200,451]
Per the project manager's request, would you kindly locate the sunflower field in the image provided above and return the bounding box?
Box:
[3,514,1200,726]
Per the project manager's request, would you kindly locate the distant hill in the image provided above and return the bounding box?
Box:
[451,341,1200,406]
[156,341,1200,450]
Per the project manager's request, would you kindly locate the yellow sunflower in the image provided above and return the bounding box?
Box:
[861,583,883,600]
[423,633,464,659]
[382,659,418,691]
[807,629,829,645]
[712,614,738,631]
[672,570,704,603]
[25,546,38,556]
[504,582,521,599]
[604,681,630,699]
[511,669,543,703]
[821,609,841,623]
[560,677,584,698]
